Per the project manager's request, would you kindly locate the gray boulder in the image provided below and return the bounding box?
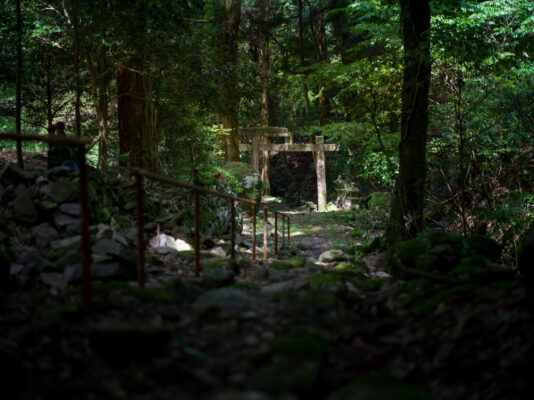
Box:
[193,288,256,317]
[59,203,82,217]
[64,263,119,283]
[48,180,79,203]
[32,223,59,248]
[13,193,37,223]
[318,249,347,263]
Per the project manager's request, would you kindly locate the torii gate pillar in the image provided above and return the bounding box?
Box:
[315,136,327,211]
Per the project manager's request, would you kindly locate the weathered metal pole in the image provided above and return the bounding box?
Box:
[78,145,91,308]
[288,216,290,247]
[263,207,268,260]
[231,199,236,260]
[274,212,278,256]
[282,215,285,249]
[195,189,200,277]
[252,203,257,260]
[134,172,145,287]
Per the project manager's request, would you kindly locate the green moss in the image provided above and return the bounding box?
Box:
[270,257,306,270]
[391,239,428,268]
[268,328,328,361]
[452,255,492,278]
[464,234,501,261]
[202,259,227,270]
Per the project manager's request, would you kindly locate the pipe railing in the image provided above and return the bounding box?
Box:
[262,206,290,260]
[130,168,259,284]
[0,133,94,310]
[0,134,293,309]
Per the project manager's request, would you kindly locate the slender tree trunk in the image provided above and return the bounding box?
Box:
[91,71,109,171]
[46,57,53,126]
[316,15,330,124]
[260,0,271,195]
[117,63,159,173]
[388,0,431,241]
[15,0,24,168]
[73,0,81,137]
[298,0,310,118]
[218,0,241,161]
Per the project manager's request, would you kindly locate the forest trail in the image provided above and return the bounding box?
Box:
[256,197,358,258]
[2,160,532,400]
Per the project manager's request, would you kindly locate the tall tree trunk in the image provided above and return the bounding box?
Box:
[90,67,110,171]
[388,0,431,241]
[298,0,310,118]
[218,0,241,162]
[15,0,24,168]
[260,0,270,195]
[316,15,330,124]
[73,0,81,137]
[117,63,159,173]
[46,57,53,126]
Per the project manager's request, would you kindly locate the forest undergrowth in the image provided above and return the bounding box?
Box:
[1,156,533,400]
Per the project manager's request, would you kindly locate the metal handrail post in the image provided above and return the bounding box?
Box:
[252,203,257,260]
[263,207,268,261]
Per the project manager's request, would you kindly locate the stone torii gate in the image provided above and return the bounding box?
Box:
[239,127,337,212]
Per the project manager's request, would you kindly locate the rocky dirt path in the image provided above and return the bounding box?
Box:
[257,198,357,259]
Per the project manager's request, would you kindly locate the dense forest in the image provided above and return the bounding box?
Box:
[1,0,534,399]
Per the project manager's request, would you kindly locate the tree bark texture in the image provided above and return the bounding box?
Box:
[218,0,241,162]
[117,63,160,173]
[260,0,270,195]
[298,0,310,118]
[16,0,24,168]
[389,0,431,240]
[73,0,81,137]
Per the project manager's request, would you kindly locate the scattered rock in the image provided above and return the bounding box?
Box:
[261,278,309,294]
[1,163,33,184]
[59,203,82,217]
[210,246,227,258]
[270,257,306,270]
[124,200,137,211]
[63,263,119,283]
[48,180,79,203]
[10,263,24,276]
[319,249,347,263]
[53,211,80,228]
[17,251,55,271]
[193,288,256,317]
[200,268,236,289]
[40,272,68,290]
[149,233,193,252]
[51,235,82,249]
[95,224,113,240]
[13,193,37,223]
[201,236,217,249]
[36,200,57,211]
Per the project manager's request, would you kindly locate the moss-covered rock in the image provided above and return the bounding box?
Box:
[452,255,492,278]
[270,257,306,270]
[390,239,428,268]
[464,234,501,262]
[267,327,329,362]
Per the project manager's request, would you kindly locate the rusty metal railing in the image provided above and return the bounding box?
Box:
[262,206,290,260]
[0,133,94,310]
[130,168,259,284]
